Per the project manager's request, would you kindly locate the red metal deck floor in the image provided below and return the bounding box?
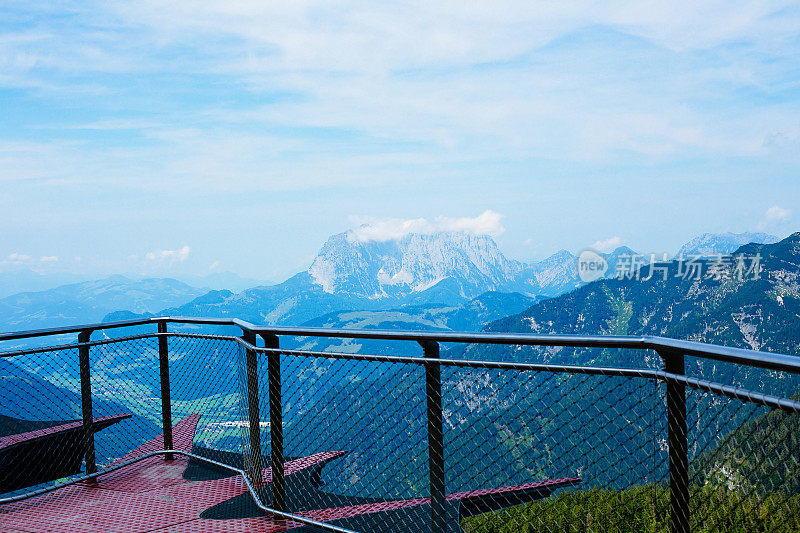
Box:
[0,414,330,532]
[0,413,579,533]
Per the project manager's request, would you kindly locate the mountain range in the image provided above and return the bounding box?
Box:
[470,232,800,396]
[0,270,88,299]
[0,230,783,341]
[309,230,643,300]
[136,231,637,330]
[0,276,206,332]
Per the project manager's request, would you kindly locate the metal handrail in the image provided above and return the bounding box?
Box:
[1,315,799,374]
[4,331,799,413]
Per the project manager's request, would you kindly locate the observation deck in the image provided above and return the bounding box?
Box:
[1,317,798,532]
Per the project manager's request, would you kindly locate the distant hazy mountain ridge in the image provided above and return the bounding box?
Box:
[676,232,778,258]
[0,276,205,332]
[1,228,786,336]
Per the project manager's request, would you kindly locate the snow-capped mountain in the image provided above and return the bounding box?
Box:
[307,230,635,301]
[676,232,778,258]
[308,231,523,299]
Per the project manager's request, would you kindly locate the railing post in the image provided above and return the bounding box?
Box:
[421,340,445,533]
[158,321,173,460]
[242,329,264,486]
[661,350,689,533]
[262,333,285,513]
[78,329,97,484]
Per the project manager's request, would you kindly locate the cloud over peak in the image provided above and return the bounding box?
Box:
[590,236,624,252]
[349,210,505,242]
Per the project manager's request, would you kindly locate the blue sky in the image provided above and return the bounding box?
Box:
[1,1,798,281]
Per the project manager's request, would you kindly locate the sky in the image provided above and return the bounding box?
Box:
[1,1,799,281]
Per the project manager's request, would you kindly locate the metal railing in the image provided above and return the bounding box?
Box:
[1,316,799,532]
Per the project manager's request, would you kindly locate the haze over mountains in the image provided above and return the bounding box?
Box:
[0,276,206,332]
[0,229,784,337]
[0,269,270,299]
[124,230,638,329]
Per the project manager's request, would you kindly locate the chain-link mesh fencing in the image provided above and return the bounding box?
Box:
[1,330,799,533]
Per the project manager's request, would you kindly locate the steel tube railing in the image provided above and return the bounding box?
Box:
[3,315,800,374]
[241,329,264,486]
[421,340,445,533]
[2,317,800,533]
[6,331,798,412]
[661,350,689,533]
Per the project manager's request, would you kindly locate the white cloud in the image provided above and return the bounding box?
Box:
[2,0,797,193]
[209,260,220,270]
[0,253,59,268]
[1,253,33,266]
[145,245,191,263]
[590,236,624,252]
[765,205,791,222]
[758,205,791,229]
[349,210,505,242]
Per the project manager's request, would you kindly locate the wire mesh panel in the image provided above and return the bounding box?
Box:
[273,352,430,531]
[167,334,244,452]
[86,336,162,464]
[0,344,86,498]
[2,326,800,533]
[450,367,666,533]
[0,333,258,527]
[686,390,800,532]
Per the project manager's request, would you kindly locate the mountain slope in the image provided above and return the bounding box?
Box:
[291,291,537,355]
[158,272,386,326]
[472,233,800,394]
[0,276,206,332]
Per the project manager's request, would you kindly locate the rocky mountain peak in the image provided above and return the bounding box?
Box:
[308,231,521,298]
